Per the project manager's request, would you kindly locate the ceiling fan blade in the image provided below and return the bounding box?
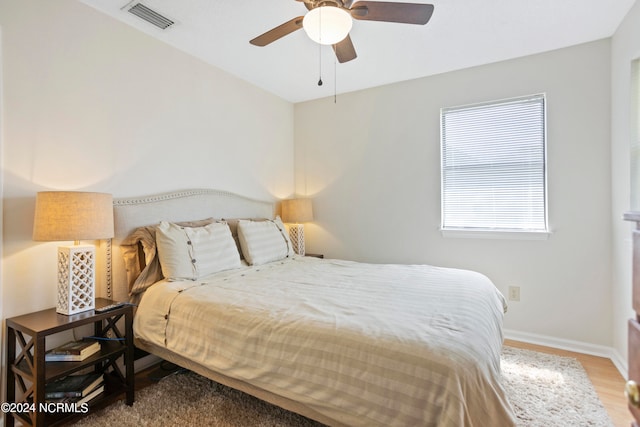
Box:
[350,2,434,25]
[333,34,357,63]
[250,16,304,47]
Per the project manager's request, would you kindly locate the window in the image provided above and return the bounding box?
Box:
[440,94,548,236]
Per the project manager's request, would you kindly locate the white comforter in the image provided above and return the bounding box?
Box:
[134,256,515,427]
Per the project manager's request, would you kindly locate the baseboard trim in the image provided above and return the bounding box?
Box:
[134,353,162,373]
[504,329,628,378]
[610,349,628,379]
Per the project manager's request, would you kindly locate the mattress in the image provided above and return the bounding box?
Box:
[134,256,515,426]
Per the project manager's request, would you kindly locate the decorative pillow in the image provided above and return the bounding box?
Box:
[121,225,163,300]
[155,221,241,280]
[121,218,216,294]
[237,216,294,265]
[221,218,268,260]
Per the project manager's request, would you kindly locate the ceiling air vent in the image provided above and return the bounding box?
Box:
[128,3,174,30]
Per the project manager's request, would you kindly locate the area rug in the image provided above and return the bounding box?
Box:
[72,346,613,426]
[500,346,613,427]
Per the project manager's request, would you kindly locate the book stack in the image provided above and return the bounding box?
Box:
[45,373,104,404]
[45,340,101,362]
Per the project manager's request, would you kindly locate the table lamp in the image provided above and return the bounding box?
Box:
[281,198,313,256]
[33,191,114,315]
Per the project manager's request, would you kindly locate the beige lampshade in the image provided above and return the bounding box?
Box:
[33,191,114,241]
[281,198,313,223]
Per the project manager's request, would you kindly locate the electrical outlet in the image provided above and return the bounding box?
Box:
[508,286,520,302]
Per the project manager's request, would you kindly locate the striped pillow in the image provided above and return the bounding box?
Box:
[237,217,294,265]
[156,221,241,280]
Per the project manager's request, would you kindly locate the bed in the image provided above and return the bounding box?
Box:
[101,188,516,427]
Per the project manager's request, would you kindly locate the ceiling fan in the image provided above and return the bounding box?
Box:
[250,0,435,63]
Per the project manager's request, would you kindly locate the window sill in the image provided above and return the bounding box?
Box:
[440,229,551,240]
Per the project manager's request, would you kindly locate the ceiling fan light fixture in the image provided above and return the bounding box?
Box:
[303,6,353,45]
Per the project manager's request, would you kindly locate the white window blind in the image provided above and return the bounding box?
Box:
[441,94,547,233]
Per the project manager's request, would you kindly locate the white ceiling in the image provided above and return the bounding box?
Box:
[80,0,637,103]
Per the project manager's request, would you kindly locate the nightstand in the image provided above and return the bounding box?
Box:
[4,298,134,426]
[305,253,324,258]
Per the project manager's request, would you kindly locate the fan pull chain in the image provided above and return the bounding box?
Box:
[318,10,323,86]
[334,57,337,103]
[318,43,323,86]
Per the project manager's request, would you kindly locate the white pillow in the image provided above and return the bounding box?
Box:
[237,217,294,265]
[156,221,241,280]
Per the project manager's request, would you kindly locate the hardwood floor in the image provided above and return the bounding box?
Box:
[134,360,185,391]
[505,339,630,427]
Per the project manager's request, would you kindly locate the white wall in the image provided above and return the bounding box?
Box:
[295,40,613,347]
[611,0,640,374]
[0,0,294,320]
[0,24,5,409]
[0,0,631,399]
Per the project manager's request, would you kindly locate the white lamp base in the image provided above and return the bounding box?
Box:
[289,224,306,256]
[56,245,96,315]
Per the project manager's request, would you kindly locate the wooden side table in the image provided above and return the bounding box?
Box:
[4,298,134,426]
[305,253,324,258]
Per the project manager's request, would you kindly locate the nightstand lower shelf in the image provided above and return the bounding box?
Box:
[4,299,134,427]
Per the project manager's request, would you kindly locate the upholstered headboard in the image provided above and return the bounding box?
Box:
[98,189,275,303]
